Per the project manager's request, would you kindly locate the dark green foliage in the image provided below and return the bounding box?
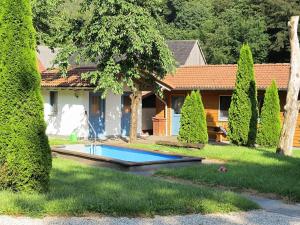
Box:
[46,0,300,63]
[257,81,281,147]
[228,44,258,146]
[53,0,175,141]
[178,91,208,144]
[159,0,300,63]
[252,0,300,62]
[0,0,52,192]
[160,0,270,64]
[31,0,65,45]
[55,0,175,96]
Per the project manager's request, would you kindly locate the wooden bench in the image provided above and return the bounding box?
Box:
[207,126,227,142]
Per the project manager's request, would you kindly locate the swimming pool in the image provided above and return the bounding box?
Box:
[60,144,182,162]
[52,144,203,171]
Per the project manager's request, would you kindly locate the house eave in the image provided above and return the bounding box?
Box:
[171,87,288,91]
[41,86,94,90]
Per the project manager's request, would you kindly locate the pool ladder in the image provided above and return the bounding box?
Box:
[88,119,97,155]
[90,143,96,155]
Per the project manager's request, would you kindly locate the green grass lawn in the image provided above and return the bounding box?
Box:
[0,158,257,217]
[48,137,87,146]
[131,143,300,202]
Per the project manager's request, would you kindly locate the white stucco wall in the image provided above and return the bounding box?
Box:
[42,89,142,138]
[43,89,90,138]
[105,92,122,136]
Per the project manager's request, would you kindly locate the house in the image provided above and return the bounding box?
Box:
[39,40,206,139]
[152,63,300,147]
[142,40,206,134]
[41,67,139,139]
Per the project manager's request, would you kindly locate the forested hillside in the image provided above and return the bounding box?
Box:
[32,0,300,64]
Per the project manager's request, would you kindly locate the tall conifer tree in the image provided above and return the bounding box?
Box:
[0,0,51,192]
[257,81,281,147]
[178,91,208,144]
[228,44,258,146]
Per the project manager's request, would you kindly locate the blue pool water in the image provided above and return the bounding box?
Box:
[63,145,182,163]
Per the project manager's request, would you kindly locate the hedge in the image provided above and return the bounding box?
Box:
[0,0,52,192]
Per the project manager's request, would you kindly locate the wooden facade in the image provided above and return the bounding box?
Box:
[154,90,300,147]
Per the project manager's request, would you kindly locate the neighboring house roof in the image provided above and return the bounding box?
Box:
[41,67,94,87]
[37,40,206,70]
[166,40,206,66]
[37,45,58,69]
[160,64,290,91]
[37,58,46,72]
[41,63,291,91]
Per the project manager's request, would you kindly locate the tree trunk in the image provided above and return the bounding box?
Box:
[277,16,300,156]
[129,88,142,143]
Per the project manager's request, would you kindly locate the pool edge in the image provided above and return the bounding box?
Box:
[51,145,203,170]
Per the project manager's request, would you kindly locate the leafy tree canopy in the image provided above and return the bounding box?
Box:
[33,0,300,63]
[55,0,175,96]
[252,0,300,62]
[160,0,270,64]
[31,0,64,46]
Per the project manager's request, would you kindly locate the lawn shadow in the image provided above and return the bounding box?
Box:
[8,158,258,217]
[159,148,300,202]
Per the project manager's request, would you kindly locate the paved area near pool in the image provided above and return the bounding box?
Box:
[1,210,300,225]
[243,194,300,218]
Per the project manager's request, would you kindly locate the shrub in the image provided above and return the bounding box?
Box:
[257,81,281,147]
[0,0,52,192]
[178,90,208,144]
[228,44,258,146]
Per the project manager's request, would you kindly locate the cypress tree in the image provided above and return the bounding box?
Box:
[178,94,192,143]
[0,0,52,192]
[257,81,281,147]
[228,44,258,146]
[178,91,208,144]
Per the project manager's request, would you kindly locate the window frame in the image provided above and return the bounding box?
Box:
[172,95,185,115]
[49,91,58,116]
[218,95,232,122]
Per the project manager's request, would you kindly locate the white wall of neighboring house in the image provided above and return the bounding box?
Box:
[185,42,206,66]
[42,89,142,138]
[105,92,122,136]
[43,89,90,138]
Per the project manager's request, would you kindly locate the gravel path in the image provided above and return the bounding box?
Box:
[1,210,300,225]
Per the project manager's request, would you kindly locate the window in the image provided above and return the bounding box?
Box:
[172,96,185,114]
[219,96,231,121]
[91,95,101,115]
[50,91,58,115]
[122,95,131,114]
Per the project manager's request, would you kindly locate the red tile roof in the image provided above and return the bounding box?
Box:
[41,67,95,87]
[161,64,290,90]
[40,63,291,90]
